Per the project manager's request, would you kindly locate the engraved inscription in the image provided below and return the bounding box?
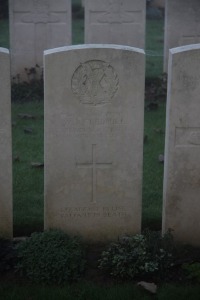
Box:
[175,127,200,146]
[60,111,126,137]
[59,206,128,219]
[76,144,112,203]
[71,60,119,106]
[90,0,142,25]
[177,70,200,89]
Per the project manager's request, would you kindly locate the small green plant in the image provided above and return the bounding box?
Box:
[99,230,174,279]
[15,230,86,284]
[182,262,200,282]
[12,65,43,103]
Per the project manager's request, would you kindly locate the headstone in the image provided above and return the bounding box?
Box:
[162,44,200,246]
[84,0,146,48]
[164,0,200,71]
[0,48,12,239]
[44,45,145,242]
[9,0,71,80]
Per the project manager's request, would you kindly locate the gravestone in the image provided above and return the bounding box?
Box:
[44,45,145,242]
[9,0,71,80]
[84,0,146,48]
[162,44,200,246]
[0,48,12,239]
[164,0,200,71]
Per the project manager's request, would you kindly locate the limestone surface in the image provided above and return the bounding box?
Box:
[163,44,200,246]
[44,44,145,242]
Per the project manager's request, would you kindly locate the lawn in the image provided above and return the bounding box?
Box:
[1,282,200,300]
[0,19,9,48]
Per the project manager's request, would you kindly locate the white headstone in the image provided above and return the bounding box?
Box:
[44,44,145,242]
[84,0,146,48]
[0,48,12,239]
[9,0,71,80]
[162,44,200,246]
[164,0,200,71]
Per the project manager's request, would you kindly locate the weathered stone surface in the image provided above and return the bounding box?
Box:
[84,0,146,48]
[162,44,200,246]
[164,0,200,71]
[9,0,71,80]
[0,48,12,239]
[44,45,145,242]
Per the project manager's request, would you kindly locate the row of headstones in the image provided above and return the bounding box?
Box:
[1,42,200,246]
[9,0,200,79]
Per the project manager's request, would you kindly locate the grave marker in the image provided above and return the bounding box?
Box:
[9,0,71,80]
[44,45,145,242]
[0,48,12,239]
[164,0,200,71]
[162,44,200,246]
[85,0,146,48]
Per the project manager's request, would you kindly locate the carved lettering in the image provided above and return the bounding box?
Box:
[61,112,127,137]
[175,127,200,146]
[59,206,128,219]
[177,70,200,89]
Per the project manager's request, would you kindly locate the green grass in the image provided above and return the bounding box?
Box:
[0,19,9,48]
[72,18,84,45]
[12,102,44,236]
[1,282,200,300]
[145,19,164,78]
[0,282,150,300]
[143,103,166,230]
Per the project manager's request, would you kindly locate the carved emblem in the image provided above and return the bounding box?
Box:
[71,60,119,106]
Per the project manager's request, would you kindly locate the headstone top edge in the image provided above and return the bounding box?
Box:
[44,44,145,56]
[170,43,200,55]
[0,48,9,55]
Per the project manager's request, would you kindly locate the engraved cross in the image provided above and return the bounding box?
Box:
[20,1,59,65]
[76,144,112,203]
[21,1,58,24]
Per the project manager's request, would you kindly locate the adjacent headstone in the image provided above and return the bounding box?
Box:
[164,0,200,71]
[9,0,71,80]
[0,48,12,239]
[44,45,145,242]
[162,44,200,246]
[84,0,146,48]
